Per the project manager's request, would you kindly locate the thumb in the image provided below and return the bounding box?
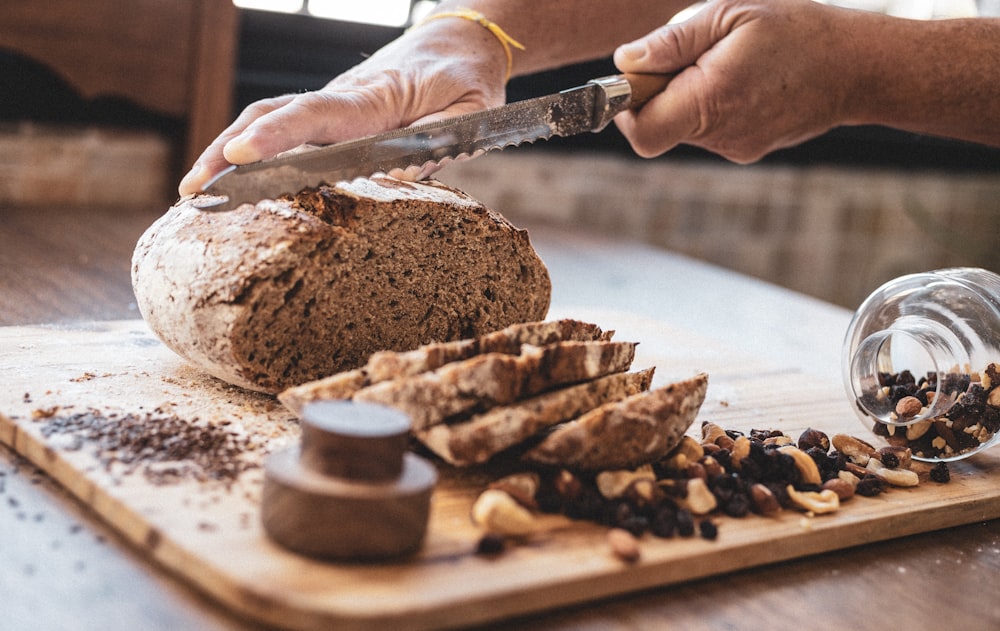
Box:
[613,9,716,74]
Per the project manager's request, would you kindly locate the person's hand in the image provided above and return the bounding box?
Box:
[612,0,859,163]
[178,18,509,196]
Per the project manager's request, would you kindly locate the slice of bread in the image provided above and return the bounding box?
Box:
[522,373,708,471]
[354,340,637,430]
[416,368,655,466]
[278,319,610,415]
[276,318,708,471]
[132,177,551,394]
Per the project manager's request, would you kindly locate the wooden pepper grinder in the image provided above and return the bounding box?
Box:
[261,400,437,560]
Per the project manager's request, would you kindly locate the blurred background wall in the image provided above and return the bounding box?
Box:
[2,0,998,309]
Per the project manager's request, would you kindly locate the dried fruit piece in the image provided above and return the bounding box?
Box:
[930,462,951,483]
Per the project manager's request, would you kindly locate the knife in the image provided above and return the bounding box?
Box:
[193,73,671,211]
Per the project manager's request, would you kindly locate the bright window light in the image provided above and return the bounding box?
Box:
[233,0,303,14]
[308,0,413,26]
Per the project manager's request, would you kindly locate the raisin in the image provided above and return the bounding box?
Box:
[676,509,695,537]
[475,533,506,556]
[699,519,719,540]
[855,474,885,497]
[650,506,677,538]
[722,493,751,518]
[879,451,900,470]
[930,462,951,483]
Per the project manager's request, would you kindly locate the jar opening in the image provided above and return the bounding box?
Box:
[848,320,968,425]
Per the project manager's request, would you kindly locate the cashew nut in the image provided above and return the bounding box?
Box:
[681,477,718,515]
[906,419,932,441]
[472,489,537,536]
[596,465,656,500]
[786,485,840,515]
[489,472,540,509]
[778,445,822,486]
[663,435,704,470]
[865,458,919,487]
[730,435,751,470]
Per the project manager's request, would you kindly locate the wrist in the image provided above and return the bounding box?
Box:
[406,9,519,84]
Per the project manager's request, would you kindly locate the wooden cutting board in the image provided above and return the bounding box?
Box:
[2,310,999,631]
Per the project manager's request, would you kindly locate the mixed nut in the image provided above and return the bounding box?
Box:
[471,422,948,561]
[867,362,1000,460]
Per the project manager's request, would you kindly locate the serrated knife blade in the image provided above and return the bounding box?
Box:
[194,73,667,211]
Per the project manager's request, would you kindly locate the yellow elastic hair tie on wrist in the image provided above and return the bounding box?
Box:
[413,8,525,82]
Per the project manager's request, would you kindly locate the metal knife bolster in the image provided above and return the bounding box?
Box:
[195,75,634,211]
[587,74,633,131]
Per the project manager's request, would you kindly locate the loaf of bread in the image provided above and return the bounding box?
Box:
[131,178,551,393]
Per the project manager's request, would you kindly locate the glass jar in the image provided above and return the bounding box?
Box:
[842,267,1000,461]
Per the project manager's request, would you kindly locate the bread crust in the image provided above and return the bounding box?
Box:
[131,178,551,393]
[416,368,655,466]
[522,373,708,471]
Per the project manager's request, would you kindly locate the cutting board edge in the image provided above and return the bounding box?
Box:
[6,407,1000,631]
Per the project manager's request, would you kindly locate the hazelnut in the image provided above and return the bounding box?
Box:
[822,477,855,501]
[797,428,830,452]
[749,483,781,516]
[837,469,861,488]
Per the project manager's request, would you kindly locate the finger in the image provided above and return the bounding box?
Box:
[612,66,704,158]
[178,95,297,195]
[221,89,396,165]
[613,7,718,75]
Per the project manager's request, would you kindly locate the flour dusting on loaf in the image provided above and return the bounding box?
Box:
[131,177,551,393]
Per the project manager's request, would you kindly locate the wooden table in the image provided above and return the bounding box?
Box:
[1,203,997,630]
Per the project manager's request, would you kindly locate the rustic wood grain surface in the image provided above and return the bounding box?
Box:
[1,204,998,630]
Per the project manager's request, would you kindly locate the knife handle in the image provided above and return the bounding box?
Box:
[624,72,674,110]
[590,73,674,131]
